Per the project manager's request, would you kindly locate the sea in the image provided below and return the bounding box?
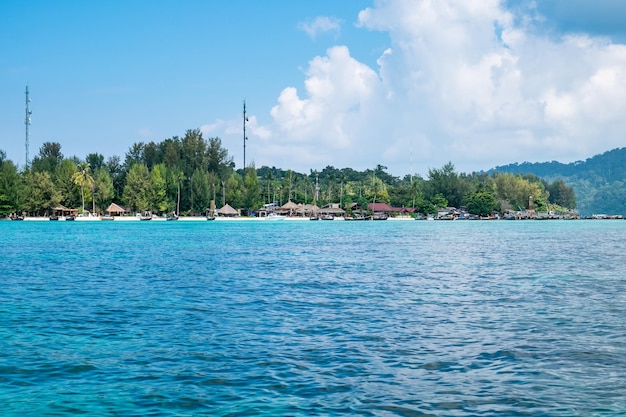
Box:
[1,219,625,416]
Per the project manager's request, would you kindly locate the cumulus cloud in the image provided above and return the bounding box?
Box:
[298,16,342,39]
[260,0,626,175]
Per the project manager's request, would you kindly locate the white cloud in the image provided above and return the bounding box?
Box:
[200,119,226,136]
[137,127,153,138]
[213,0,626,175]
[298,16,342,39]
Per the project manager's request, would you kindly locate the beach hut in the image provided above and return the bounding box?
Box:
[52,205,78,217]
[319,203,345,218]
[217,204,239,217]
[296,203,319,217]
[105,203,128,217]
[279,200,298,216]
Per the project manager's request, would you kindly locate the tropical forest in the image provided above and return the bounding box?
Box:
[0,127,597,218]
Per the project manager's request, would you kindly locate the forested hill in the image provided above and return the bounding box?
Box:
[489,147,626,216]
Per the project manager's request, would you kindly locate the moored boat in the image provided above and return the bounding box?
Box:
[265,213,286,221]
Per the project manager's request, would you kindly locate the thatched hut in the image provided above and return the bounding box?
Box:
[279,200,299,216]
[217,204,239,217]
[296,203,319,217]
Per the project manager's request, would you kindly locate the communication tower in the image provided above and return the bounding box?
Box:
[243,100,249,170]
[25,85,32,169]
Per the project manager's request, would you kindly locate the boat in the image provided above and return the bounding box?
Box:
[265,213,286,220]
[166,213,179,221]
[10,214,24,221]
[65,215,76,221]
[49,215,59,221]
[344,215,367,221]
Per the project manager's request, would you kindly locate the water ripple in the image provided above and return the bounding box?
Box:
[1,221,626,415]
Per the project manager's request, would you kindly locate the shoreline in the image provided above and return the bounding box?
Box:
[3,215,618,222]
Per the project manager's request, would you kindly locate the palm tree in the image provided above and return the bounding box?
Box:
[72,162,93,214]
[175,170,185,215]
[340,174,348,207]
[264,171,273,204]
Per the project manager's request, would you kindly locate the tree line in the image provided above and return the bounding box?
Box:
[0,128,576,217]
[492,147,626,216]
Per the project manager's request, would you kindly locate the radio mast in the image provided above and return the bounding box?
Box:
[25,85,32,169]
[243,100,248,170]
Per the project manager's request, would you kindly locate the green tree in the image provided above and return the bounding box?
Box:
[123,163,151,212]
[207,171,220,214]
[225,172,243,209]
[242,166,262,213]
[72,162,94,214]
[124,142,145,171]
[546,179,577,209]
[0,159,21,215]
[181,129,207,178]
[86,153,105,172]
[426,162,470,208]
[143,141,160,169]
[106,155,124,201]
[206,136,233,179]
[415,194,436,215]
[93,167,114,213]
[150,163,169,213]
[31,142,63,174]
[466,191,496,216]
[170,169,185,215]
[431,194,448,209]
[22,171,61,215]
[190,168,210,215]
[493,173,548,210]
[159,137,182,169]
[55,159,79,208]
[366,175,390,204]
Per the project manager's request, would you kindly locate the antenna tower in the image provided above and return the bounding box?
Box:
[243,100,248,170]
[25,85,32,169]
[410,138,413,183]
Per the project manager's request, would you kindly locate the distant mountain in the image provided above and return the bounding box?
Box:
[489,147,626,217]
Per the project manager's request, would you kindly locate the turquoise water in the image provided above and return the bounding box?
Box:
[1,220,626,416]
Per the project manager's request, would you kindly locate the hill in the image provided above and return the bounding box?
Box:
[489,148,626,217]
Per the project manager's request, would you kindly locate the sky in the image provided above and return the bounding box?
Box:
[2,0,626,177]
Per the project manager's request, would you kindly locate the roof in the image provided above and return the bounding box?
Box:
[295,204,319,215]
[319,207,345,214]
[368,203,394,212]
[217,204,238,215]
[281,200,298,210]
[106,203,127,213]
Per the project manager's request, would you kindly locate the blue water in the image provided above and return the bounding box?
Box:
[1,220,626,416]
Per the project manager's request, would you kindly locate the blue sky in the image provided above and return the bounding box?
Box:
[2,0,626,176]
